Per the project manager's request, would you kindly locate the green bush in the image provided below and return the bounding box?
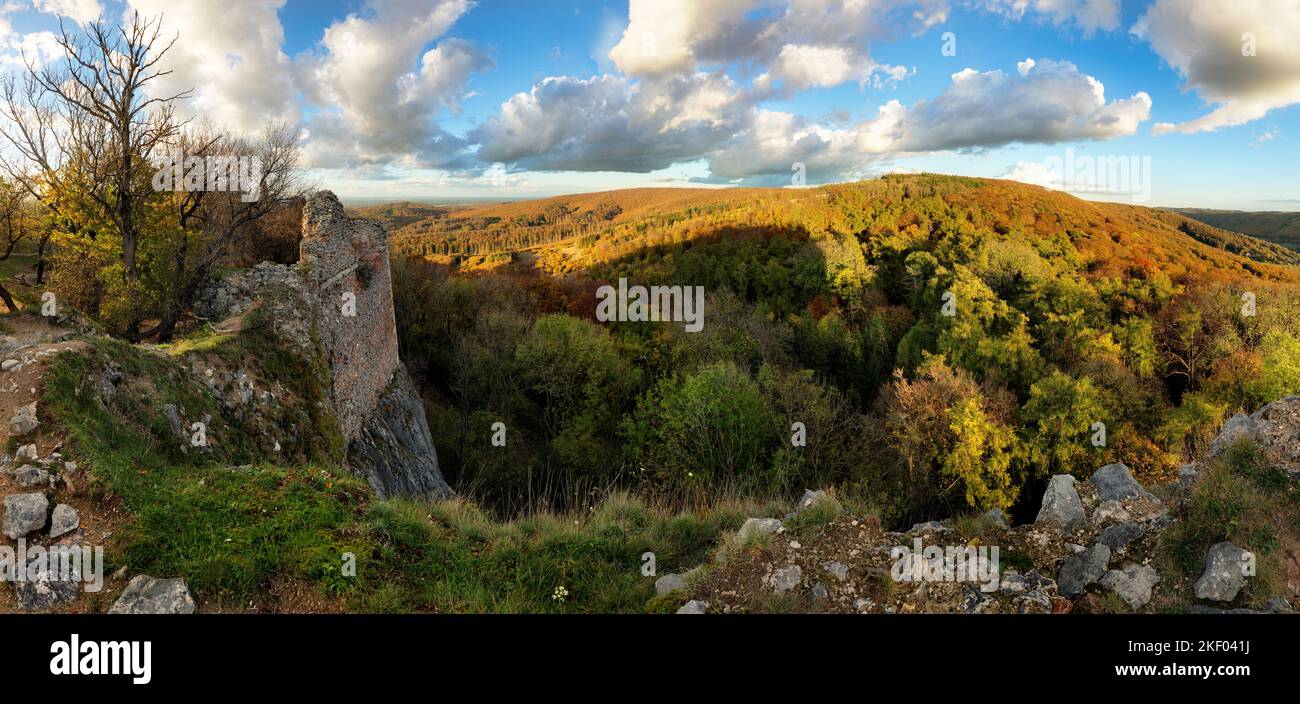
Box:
[626,362,777,492]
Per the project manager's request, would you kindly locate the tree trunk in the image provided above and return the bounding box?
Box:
[35,234,49,284]
[121,218,137,282]
[0,284,15,313]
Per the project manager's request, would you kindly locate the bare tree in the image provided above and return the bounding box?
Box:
[40,13,188,282]
[0,11,305,341]
[0,11,187,337]
[144,119,305,340]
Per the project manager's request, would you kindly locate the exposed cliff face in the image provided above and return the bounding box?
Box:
[348,362,449,499]
[195,191,450,499]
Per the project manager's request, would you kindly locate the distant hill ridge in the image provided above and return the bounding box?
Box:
[363,174,1300,282]
[1170,208,1300,252]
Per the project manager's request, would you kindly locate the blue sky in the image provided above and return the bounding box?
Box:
[1,0,1298,208]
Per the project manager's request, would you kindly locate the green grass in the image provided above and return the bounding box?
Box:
[358,493,768,612]
[41,336,769,612]
[43,337,369,605]
[998,548,1035,575]
[158,326,236,356]
[1157,438,1300,609]
[783,494,843,533]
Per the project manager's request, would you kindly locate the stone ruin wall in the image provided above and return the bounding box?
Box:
[298,192,401,443]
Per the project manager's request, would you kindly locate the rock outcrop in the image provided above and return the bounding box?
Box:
[1101,564,1161,609]
[298,194,402,444]
[1058,543,1111,598]
[1210,396,1300,473]
[48,503,79,539]
[347,362,450,498]
[195,191,450,499]
[1091,463,1156,502]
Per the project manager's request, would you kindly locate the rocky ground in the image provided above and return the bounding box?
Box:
[660,398,1300,615]
[0,314,214,614]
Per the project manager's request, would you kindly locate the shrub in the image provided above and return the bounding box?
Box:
[626,362,776,492]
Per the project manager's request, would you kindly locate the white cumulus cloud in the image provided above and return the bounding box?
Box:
[886,59,1151,152]
[1137,0,1300,135]
[298,0,491,169]
[473,72,751,173]
[475,56,1149,183]
[35,0,102,23]
[608,0,922,92]
[128,0,297,135]
[979,0,1121,36]
[713,59,1149,181]
[1001,160,1065,189]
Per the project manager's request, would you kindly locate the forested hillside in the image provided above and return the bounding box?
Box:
[385,174,1300,526]
[1172,208,1300,252]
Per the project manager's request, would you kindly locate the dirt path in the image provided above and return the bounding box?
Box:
[0,315,134,613]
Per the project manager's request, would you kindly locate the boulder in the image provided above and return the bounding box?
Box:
[1035,474,1085,533]
[1014,590,1054,614]
[795,489,832,512]
[16,574,80,611]
[1093,500,1131,526]
[676,600,708,614]
[2,492,48,539]
[960,584,994,614]
[999,570,1028,594]
[1090,463,1153,502]
[162,403,187,440]
[1058,543,1111,598]
[770,565,802,593]
[49,504,80,539]
[785,489,842,521]
[1209,396,1300,473]
[1101,564,1161,609]
[8,401,38,437]
[108,575,196,614]
[1187,598,1293,615]
[1211,412,1255,456]
[12,464,49,488]
[909,520,953,534]
[824,561,849,582]
[654,573,686,597]
[981,508,1009,530]
[1094,522,1143,551]
[1193,541,1251,602]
